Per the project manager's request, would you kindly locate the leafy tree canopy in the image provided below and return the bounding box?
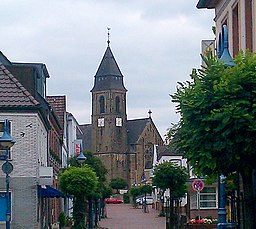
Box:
[170,52,256,177]
[139,184,152,195]
[110,177,127,193]
[60,165,98,198]
[153,162,188,198]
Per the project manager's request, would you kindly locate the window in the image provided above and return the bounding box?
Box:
[190,187,217,209]
[245,0,253,51]
[232,4,239,56]
[99,96,105,113]
[115,96,120,113]
[0,121,11,160]
[0,192,11,221]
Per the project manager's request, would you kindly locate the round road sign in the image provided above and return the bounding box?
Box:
[192,179,204,192]
[2,162,13,174]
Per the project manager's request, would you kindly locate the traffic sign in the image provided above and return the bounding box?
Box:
[192,179,204,192]
[2,162,13,174]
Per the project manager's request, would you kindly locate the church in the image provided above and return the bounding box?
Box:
[78,38,164,188]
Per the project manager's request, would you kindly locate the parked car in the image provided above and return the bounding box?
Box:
[135,196,153,205]
[104,198,123,204]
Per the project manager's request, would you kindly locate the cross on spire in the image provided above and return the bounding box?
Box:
[107,27,111,46]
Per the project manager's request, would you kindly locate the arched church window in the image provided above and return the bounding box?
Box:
[116,96,120,113]
[99,96,105,113]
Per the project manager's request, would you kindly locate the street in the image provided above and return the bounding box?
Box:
[99,204,166,229]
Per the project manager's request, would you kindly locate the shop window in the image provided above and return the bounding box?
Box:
[190,187,217,209]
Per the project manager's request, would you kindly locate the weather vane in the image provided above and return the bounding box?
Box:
[107,27,111,46]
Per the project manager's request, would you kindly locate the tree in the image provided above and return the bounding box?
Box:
[153,162,188,228]
[153,162,188,199]
[171,52,256,227]
[129,186,141,206]
[110,177,127,194]
[60,165,98,228]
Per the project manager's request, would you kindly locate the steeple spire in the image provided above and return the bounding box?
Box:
[107,27,111,46]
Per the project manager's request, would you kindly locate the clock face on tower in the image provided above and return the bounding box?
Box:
[98,118,104,127]
[116,117,122,126]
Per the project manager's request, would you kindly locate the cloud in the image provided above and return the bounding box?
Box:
[0,0,215,137]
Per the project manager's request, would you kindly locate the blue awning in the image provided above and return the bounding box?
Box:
[38,185,66,198]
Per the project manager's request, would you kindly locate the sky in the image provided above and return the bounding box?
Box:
[0,0,215,139]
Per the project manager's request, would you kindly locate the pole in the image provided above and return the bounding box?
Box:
[217,174,227,229]
[6,148,11,229]
[197,191,200,219]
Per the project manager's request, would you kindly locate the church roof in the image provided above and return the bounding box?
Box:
[127,118,151,144]
[0,64,39,108]
[78,124,93,151]
[91,45,127,92]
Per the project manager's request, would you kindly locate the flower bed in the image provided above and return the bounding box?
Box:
[185,218,217,229]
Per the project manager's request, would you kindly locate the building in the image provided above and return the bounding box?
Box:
[153,145,218,221]
[197,0,256,56]
[197,0,256,226]
[0,53,65,228]
[79,40,164,188]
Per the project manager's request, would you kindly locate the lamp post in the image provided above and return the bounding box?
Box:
[0,119,15,229]
[76,151,87,167]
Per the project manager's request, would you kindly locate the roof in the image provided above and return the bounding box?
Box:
[12,62,50,78]
[0,51,12,65]
[127,118,151,144]
[91,45,127,92]
[0,64,39,108]
[78,124,93,151]
[47,95,66,136]
[196,0,218,9]
[156,145,182,161]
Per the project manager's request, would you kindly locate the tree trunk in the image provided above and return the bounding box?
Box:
[240,169,256,229]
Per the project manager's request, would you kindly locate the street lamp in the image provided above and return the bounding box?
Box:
[0,119,15,229]
[76,151,87,166]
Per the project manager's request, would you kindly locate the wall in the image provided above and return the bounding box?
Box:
[0,113,47,228]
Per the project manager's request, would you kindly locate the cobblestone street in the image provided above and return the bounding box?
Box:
[99,204,166,229]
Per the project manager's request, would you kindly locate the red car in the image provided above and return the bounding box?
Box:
[104,198,123,204]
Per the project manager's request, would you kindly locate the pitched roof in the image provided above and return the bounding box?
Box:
[91,45,127,92]
[0,51,12,65]
[127,118,151,144]
[156,145,182,161]
[47,95,66,136]
[0,64,39,108]
[78,124,93,151]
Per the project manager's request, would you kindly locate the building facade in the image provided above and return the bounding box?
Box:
[197,0,256,56]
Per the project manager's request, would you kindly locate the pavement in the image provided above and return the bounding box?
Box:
[99,204,166,229]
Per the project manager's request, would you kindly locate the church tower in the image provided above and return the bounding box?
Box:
[91,35,128,181]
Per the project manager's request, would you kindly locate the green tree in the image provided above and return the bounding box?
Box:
[129,186,141,206]
[60,165,98,229]
[153,162,188,199]
[153,162,188,227]
[110,177,127,194]
[68,151,108,227]
[171,52,256,227]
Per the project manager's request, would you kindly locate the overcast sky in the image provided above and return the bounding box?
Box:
[0,0,214,139]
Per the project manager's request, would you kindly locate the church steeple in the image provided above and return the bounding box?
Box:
[91,38,127,92]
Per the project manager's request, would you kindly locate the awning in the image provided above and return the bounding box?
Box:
[38,185,66,198]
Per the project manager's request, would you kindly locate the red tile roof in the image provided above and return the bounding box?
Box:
[0,64,39,107]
